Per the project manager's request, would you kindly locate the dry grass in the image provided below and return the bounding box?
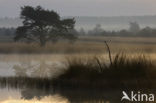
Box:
[0,42,105,54]
[0,36,155,54]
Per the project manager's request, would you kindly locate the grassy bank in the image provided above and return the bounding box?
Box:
[0,54,156,90]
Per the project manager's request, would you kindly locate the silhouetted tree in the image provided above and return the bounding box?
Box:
[93,24,103,35]
[129,22,140,33]
[138,26,153,36]
[88,24,104,35]
[79,27,86,35]
[14,6,76,46]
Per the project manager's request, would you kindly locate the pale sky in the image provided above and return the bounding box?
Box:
[0,0,156,17]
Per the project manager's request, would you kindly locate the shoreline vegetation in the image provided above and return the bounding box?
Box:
[0,53,156,90]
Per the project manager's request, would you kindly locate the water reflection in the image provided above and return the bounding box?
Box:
[20,89,69,103]
[0,88,69,103]
[1,95,69,103]
[12,60,65,78]
[0,88,115,103]
[0,80,116,103]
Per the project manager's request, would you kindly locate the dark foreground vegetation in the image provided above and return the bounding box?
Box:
[53,54,156,90]
[0,54,156,90]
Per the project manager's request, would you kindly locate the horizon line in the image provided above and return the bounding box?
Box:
[1,15,156,19]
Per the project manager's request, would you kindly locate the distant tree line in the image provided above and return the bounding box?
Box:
[1,21,156,37]
[78,22,156,37]
[0,27,16,36]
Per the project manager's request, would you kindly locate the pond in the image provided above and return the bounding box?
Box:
[0,54,156,103]
[0,87,121,103]
[0,88,69,103]
[0,53,155,77]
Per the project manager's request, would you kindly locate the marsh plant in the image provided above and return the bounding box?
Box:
[53,54,156,89]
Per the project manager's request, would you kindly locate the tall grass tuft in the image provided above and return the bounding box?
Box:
[53,54,156,90]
